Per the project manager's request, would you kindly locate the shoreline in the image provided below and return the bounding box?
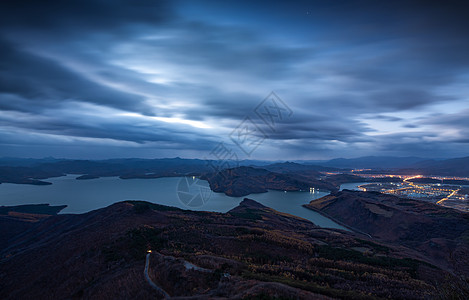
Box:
[302,204,373,238]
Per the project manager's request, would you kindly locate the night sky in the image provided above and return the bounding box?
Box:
[1,0,469,160]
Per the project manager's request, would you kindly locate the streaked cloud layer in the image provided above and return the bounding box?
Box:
[1,0,468,159]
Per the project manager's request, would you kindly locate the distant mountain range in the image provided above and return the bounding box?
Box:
[297,156,469,176]
[2,155,456,170]
[295,156,439,169]
[405,156,469,176]
[1,156,469,186]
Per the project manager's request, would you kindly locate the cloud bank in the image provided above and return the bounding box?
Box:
[0,0,468,159]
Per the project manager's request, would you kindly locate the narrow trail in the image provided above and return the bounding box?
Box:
[144,252,170,299]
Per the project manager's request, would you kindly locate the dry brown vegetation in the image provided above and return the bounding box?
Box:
[1,198,468,299]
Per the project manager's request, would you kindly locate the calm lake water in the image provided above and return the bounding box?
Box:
[0,175,347,229]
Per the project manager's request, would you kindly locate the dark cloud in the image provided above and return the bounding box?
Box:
[0,38,150,113]
[402,124,419,129]
[370,132,467,158]
[369,115,403,122]
[0,0,468,159]
[0,106,220,151]
[423,109,469,127]
[367,89,449,110]
[0,0,170,34]
[252,111,372,143]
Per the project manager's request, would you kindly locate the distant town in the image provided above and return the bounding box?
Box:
[341,171,469,212]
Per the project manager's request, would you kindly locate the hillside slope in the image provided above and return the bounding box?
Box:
[202,166,337,196]
[0,198,457,299]
[305,190,469,276]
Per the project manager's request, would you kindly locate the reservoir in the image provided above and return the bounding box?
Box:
[0,175,346,229]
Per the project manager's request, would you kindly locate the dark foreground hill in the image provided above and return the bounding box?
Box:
[0,204,66,248]
[1,198,468,299]
[305,190,469,277]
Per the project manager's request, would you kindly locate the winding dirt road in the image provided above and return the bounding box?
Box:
[144,252,170,299]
